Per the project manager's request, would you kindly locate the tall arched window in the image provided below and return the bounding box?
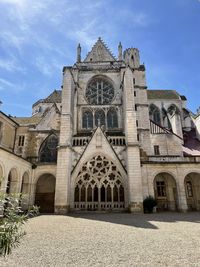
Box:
[95,109,105,127]
[107,108,118,129]
[86,77,114,105]
[39,134,58,163]
[149,104,161,125]
[167,104,180,116]
[82,109,93,129]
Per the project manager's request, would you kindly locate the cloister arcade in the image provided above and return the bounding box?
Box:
[0,152,200,213]
[184,172,200,211]
[153,172,178,211]
[34,173,56,213]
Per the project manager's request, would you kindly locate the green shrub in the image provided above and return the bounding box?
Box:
[143,195,157,213]
[0,193,39,257]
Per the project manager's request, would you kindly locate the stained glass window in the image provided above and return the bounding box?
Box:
[82,109,93,129]
[149,104,161,125]
[86,78,114,105]
[39,134,58,163]
[107,108,118,128]
[95,109,105,127]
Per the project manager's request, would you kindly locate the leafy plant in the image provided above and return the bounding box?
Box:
[143,195,157,213]
[0,177,39,257]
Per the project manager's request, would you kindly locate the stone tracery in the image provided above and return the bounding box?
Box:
[74,154,125,210]
[85,77,114,105]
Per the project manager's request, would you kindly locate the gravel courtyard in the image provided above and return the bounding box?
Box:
[1,212,200,267]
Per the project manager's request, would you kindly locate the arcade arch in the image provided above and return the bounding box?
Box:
[154,172,178,211]
[184,172,200,211]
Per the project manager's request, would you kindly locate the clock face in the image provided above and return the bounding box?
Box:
[86,78,114,105]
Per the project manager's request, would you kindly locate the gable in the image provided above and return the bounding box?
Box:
[35,104,60,131]
[84,38,116,62]
[71,127,127,182]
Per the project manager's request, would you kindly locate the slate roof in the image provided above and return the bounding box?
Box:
[147,90,181,100]
[183,130,200,156]
[12,116,42,125]
[32,90,62,107]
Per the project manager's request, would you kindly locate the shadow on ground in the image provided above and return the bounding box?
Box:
[60,211,200,230]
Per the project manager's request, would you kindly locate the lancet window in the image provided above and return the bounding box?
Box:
[94,109,105,127]
[149,104,161,125]
[107,108,118,128]
[39,134,58,163]
[82,109,93,129]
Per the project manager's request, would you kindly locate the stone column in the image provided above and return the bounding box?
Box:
[123,67,143,213]
[176,168,188,212]
[55,68,74,214]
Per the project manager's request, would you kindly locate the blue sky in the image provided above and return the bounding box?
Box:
[0,0,200,116]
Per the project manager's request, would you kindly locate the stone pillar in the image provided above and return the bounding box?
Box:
[123,67,143,213]
[176,169,188,212]
[170,114,183,140]
[55,68,74,214]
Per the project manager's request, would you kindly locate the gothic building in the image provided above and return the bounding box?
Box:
[0,38,200,213]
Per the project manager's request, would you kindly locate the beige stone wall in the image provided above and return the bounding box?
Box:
[0,114,16,152]
[150,133,183,156]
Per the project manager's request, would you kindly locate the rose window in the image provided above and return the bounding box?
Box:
[85,78,114,105]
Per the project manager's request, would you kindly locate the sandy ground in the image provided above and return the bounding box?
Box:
[1,212,200,267]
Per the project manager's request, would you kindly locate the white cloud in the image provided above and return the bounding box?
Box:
[0,77,25,92]
[0,57,25,72]
[0,77,15,88]
[0,0,26,6]
[34,56,63,76]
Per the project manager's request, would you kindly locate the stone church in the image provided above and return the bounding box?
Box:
[0,38,200,213]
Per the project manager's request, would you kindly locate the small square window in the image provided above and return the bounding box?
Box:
[134,91,136,97]
[154,145,160,155]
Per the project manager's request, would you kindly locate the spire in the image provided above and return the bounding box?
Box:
[77,43,81,63]
[118,42,122,61]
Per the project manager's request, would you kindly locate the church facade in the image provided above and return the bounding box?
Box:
[0,38,200,213]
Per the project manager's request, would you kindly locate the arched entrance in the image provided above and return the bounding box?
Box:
[184,172,200,211]
[154,172,178,211]
[74,155,125,211]
[35,174,55,213]
[6,168,18,194]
